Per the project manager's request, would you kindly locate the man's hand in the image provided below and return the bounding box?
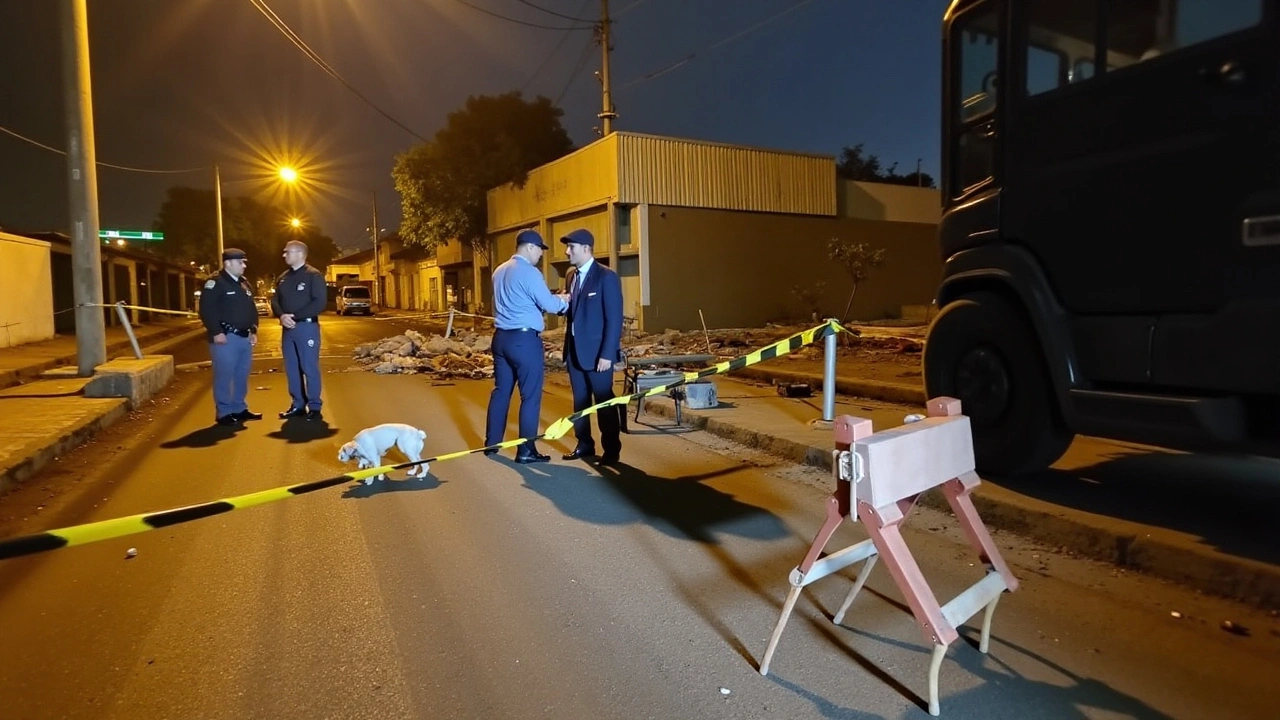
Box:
[249,332,258,347]
[280,313,296,329]
[213,333,228,345]
[596,358,612,372]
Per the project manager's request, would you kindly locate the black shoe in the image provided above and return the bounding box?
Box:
[599,453,620,465]
[305,409,323,421]
[215,415,241,426]
[482,448,499,457]
[514,450,551,464]
[236,409,263,421]
[562,446,596,461]
[279,407,306,419]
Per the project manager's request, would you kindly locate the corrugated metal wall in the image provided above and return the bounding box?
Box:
[487,138,619,231]
[616,133,836,216]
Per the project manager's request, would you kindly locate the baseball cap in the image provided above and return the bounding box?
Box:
[516,229,549,250]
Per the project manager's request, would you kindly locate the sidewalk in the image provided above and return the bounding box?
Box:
[0,318,207,493]
[618,369,1280,609]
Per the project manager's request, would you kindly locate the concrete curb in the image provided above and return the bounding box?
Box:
[0,328,202,495]
[729,366,926,405]
[636,395,1280,609]
[0,324,200,391]
[0,399,129,495]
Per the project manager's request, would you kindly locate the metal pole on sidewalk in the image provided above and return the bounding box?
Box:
[61,0,105,376]
[823,318,837,421]
[115,302,143,359]
[445,307,454,339]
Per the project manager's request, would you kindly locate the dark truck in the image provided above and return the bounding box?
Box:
[925,0,1280,474]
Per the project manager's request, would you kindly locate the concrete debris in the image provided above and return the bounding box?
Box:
[617,324,922,363]
[353,322,923,379]
[354,330,498,379]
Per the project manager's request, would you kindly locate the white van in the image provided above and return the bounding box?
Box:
[336,285,373,315]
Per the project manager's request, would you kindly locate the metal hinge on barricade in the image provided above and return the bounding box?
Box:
[834,449,864,522]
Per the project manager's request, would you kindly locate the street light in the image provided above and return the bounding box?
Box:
[289,216,302,229]
[214,162,298,259]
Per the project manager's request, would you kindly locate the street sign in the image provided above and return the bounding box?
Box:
[99,229,164,242]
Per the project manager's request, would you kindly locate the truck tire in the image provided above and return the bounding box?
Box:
[924,291,1072,475]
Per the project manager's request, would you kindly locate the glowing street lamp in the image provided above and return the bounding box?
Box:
[214,163,300,258]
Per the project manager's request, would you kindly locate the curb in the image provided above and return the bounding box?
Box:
[636,395,1280,609]
[729,366,926,405]
[0,324,200,391]
[0,327,202,495]
[0,399,129,496]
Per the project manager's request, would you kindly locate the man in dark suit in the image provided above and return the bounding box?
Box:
[559,228,624,464]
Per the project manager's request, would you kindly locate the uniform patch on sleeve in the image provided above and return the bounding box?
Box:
[204,279,216,289]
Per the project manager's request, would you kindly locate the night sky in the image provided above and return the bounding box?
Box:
[0,0,950,253]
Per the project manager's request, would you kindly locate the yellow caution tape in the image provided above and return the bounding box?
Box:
[0,320,845,561]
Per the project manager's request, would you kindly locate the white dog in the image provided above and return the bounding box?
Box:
[338,423,429,485]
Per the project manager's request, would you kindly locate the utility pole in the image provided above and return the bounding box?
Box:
[371,191,381,307]
[61,0,105,376]
[597,0,617,135]
[214,162,225,259]
[916,158,923,187]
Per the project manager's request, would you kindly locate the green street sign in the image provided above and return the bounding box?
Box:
[99,229,164,242]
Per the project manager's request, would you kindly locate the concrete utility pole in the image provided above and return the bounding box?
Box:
[597,0,617,135]
[214,163,225,260]
[61,0,105,376]
[371,191,381,307]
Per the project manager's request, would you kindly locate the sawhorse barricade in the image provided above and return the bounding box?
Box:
[758,397,1018,716]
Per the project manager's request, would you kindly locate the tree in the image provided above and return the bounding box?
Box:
[152,186,340,288]
[836,143,936,189]
[828,236,887,323]
[392,91,574,264]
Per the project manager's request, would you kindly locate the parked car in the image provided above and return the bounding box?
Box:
[336,285,373,315]
[254,296,271,317]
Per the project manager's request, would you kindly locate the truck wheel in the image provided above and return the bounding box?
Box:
[924,292,1072,475]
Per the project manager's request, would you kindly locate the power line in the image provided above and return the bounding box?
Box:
[522,0,594,94]
[555,35,598,106]
[451,0,592,30]
[514,0,594,23]
[248,0,429,142]
[614,0,649,17]
[621,0,819,89]
[0,124,205,174]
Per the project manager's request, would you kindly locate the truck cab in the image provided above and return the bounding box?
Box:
[926,0,1280,474]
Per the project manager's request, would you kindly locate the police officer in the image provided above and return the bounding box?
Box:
[271,239,327,421]
[483,229,569,463]
[198,248,261,426]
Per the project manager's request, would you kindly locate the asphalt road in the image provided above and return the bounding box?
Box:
[0,314,1277,719]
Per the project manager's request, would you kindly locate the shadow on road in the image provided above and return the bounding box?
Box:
[802,622,1178,719]
[266,417,340,444]
[1001,448,1280,565]
[340,473,443,498]
[159,422,246,449]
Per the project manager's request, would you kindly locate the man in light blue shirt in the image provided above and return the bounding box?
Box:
[484,229,569,463]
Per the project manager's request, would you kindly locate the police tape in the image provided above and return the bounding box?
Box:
[541,320,843,440]
[0,320,845,561]
[83,302,198,317]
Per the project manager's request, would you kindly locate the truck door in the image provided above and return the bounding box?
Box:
[1003,0,1278,315]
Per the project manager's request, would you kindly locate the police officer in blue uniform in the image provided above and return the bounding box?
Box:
[271,240,328,421]
[198,248,261,426]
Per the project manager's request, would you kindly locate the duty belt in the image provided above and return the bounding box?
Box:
[220,324,253,337]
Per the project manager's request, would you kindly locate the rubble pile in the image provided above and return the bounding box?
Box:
[352,329,495,379]
[618,324,923,363]
[353,322,923,378]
